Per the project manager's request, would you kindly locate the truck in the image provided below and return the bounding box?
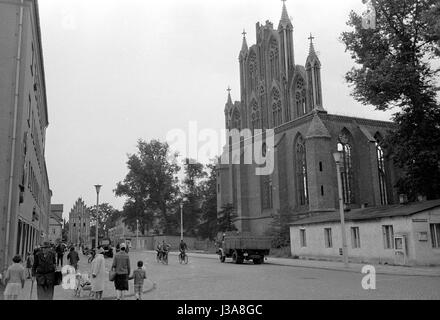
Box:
[216,232,271,264]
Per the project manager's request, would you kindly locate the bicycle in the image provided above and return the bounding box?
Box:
[178,251,188,264]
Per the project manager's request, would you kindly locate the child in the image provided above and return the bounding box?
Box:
[25,252,34,279]
[3,255,26,300]
[129,261,146,300]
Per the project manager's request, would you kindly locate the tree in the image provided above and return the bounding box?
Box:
[341,0,440,200]
[217,203,237,233]
[181,158,207,237]
[265,208,294,248]
[198,162,219,240]
[89,203,119,238]
[115,139,180,235]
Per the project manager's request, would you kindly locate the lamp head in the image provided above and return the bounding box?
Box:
[333,151,342,165]
[94,185,102,194]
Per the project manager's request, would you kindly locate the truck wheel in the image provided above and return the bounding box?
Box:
[232,251,237,264]
[253,258,261,265]
[232,251,242,264]
[219,255,225,263]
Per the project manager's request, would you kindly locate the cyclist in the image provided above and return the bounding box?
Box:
[179,240,188,260]
[156,242,163,261]
[161,240,170,261]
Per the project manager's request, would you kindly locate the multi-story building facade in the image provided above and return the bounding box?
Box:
[217,3,402,235]
[68,198,90,246]
[0,0,51,271]
[49,204,63,244]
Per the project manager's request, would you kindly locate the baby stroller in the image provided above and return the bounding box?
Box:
[74,273,93,298]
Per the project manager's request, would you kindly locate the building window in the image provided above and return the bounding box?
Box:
[321,186,324,196]
[217,184,220,194]
[262,176,273,209]
[295,78,307,117]
[375,134,388,205]
[430,224,440,248]
[295,135,308,206]
[300,229,307,247]
[232,109,241,130]
[351,227,361,248]
[250,100,260,133]
[324,228,332,248]
[338,132,354,205]
[269,39,279,80]
[272,88,282,127]
[382,225,394,249]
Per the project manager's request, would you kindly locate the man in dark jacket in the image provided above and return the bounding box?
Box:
[67,247,80,271]
[55,243,65,267]
[32,242,57,300]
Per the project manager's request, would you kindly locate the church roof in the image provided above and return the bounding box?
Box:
[306,112,330,139]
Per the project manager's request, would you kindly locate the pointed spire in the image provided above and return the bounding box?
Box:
[241,29,248,53]
[308,33,316,56]
[227,86,232,105]
[279,0,292,29]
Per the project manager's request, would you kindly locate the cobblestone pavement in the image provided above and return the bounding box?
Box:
[11,250,440,300]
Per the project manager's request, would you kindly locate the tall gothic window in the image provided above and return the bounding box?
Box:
[295,135,308,206]
[338,131,354,205]
[375,134,388,205]
[269,39,279,81]
[248,51,257,92]
[251,100,260,133]
[314,63,322,106]
[262,176,273,209]
[272,88,282,127]
[232,108,241,130]
[295,78,307,117]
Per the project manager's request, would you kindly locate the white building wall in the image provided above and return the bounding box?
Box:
[290,210,440,266]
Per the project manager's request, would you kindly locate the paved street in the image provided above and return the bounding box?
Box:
[12,250,440,300]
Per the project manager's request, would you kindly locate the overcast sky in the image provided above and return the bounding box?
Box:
[39,0,395,220]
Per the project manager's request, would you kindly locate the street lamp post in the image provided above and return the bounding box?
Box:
[94,185,102,249]
[333,151,349,267]
[136,219,139,250]
[180,202,184,241]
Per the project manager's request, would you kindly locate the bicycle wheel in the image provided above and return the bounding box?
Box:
[183,254,188,264]
[178,254,183,264]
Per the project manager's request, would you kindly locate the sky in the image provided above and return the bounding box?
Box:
[38,0,395,220]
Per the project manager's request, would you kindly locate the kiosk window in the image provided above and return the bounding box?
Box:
[430,224,440,248]
[382,225,394,249]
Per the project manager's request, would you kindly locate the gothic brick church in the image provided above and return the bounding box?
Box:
[216,2,401,235]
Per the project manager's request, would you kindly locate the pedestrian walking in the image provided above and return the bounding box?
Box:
[67,246,80,271]
[91,247,106,300]
[55,243,65,267]
[32,242,57,300]
[111,243,130,300]
[25,252,34,279]
[129,261,146,300]
[3,255,26,300]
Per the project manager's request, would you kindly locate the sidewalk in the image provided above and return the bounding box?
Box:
[153,250,440,277]
[14,252,155,300]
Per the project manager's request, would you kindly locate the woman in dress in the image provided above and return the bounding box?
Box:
[3,255,26,300]
[111,243,130,300]
[91,247,106,300]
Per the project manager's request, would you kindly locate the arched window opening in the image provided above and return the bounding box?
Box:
[232,109,241,130]
[375,134,388,205]
[295,135,309,206]
[250,100,260,133]
[262,176,273,209]
[248,52,258,92]
[269,39,279,81]
[338,132,354,205]
[295,78,307,117]
[272,88,282,127]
